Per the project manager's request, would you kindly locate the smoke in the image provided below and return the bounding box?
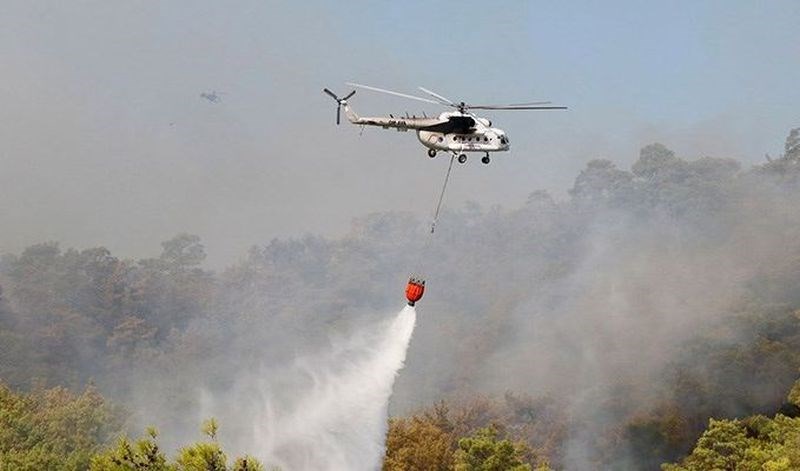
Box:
[198,305,416,470]
[6,136,800,469]
[480,211,750,468]
[100,152,800,469]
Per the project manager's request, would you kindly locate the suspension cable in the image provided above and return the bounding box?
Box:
[430,154,456,234]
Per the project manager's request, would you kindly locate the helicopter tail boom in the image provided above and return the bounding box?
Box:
[342,102,359,124]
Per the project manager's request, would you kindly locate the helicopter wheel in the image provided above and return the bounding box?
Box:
[457,154,467,164]
[427,149,437,158]
[482,155,491,165]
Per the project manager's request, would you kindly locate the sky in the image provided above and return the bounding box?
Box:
[1,0,798,267]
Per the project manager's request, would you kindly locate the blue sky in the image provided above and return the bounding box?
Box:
[1,1,798,265]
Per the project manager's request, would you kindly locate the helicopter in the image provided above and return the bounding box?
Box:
[324,83,566,164]
[200,90,224,103]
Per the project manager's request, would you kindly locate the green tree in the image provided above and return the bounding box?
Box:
[90,422,266,471]
[661,416,800,471]
[0,382,123,470]
[90,428,174,471]
[662,381,800,470]
[453,426,532,471]
[175,442,227,471]
[231,456,265,471]
[787,378,800,407]
[175,418,227,471]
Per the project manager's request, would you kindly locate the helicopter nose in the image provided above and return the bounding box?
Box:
[499,135,510,149]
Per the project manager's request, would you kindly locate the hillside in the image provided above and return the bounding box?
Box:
[2,129,800,469]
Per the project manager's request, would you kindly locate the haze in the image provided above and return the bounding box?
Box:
[1,1,798,267]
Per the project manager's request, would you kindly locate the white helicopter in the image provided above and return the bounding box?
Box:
[324,82,566,164]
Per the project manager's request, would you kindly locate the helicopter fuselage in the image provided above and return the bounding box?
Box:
[343,105,511,155]
[416,113,510,153]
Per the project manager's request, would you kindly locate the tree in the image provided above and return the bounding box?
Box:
[176,418,227,471]
[662,381,800,470]
[632,143,680,179]
[760,128,800,177]
[383,416,453,471]
[453,426,532,471]
[0,382,123,470]
[0,283,30,387]
[569,159,634,204]
[159,234,206,274]
[787,378,800,407]
[231,456,265,471]
[90,428,174,471]
[92,420,266,471]
[661,416,800,471]
[131,234,215,341]
[785,128,800,161]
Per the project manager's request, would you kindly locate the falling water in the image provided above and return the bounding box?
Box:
[249,306,417,471]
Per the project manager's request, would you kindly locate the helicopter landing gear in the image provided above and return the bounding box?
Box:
[457,154,467,164]
[482,154,490,165]
[427,148,437,158]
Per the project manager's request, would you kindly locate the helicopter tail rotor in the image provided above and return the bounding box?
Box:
[323,88,356,125]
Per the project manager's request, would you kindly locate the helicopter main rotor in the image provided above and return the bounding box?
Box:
[345,82,567,114]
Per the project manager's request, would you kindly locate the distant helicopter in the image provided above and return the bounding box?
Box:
[324,83,566,164]
[200,90,224,103]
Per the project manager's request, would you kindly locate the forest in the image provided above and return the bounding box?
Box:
[2,128,800,469]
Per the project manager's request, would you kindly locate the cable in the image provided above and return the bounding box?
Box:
[430,154,456,234]
[408,153,457,282]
